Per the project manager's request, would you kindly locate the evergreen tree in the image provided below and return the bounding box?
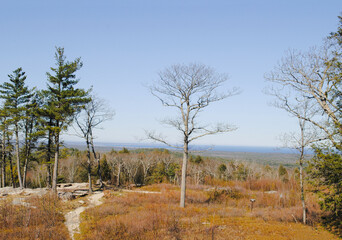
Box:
[0,68,33,188]
[22,92,45,187]
[278,164,289,182]
[45,47,89,191]
[0,107,10,187]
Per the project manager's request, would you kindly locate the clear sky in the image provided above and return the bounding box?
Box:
[0,1,341,147]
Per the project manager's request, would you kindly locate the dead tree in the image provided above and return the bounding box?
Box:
[148,63,239,207]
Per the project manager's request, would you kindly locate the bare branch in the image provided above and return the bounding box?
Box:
[189,123,237,143]
[145,130,182,149]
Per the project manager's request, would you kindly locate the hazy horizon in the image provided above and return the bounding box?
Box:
[64,140,309,154]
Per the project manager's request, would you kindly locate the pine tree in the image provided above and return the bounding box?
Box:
[22,92,45,187]
[0,68,33,188]
[45,47,89,191]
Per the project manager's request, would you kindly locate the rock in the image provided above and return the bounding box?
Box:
[264,191,277,194]
[59,192,75,200]
[73,190,88,198]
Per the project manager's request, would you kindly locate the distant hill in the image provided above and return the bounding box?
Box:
[64,141,307,167]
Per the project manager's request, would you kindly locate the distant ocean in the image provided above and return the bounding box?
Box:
[66,141,311,154]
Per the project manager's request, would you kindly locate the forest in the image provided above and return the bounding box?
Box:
[0,14,341,240]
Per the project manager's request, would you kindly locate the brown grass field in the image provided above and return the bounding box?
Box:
[76,183,338,240]
[0,181,339,240]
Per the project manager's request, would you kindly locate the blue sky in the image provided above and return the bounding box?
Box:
[0,1,341,147]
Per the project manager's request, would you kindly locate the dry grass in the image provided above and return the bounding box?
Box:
[77,184,338,240]
[0,193,69,240]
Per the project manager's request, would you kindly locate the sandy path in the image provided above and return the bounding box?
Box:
[65,192,104,240]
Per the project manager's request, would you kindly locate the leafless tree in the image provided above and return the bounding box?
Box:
[265,44,341,147]
[138,152,156,184]
[74,95,114,192]
[124,155,141,185]
[276,98,321,224]
[106,151,126,186]
[148,63,239,207]
[265,49,331,224]
[60,155,80,183]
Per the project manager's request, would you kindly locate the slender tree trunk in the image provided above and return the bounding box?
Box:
[23,119,33,188]
[23,157,28,187]
[15,125,23,189]
[52,133,59,192]
[90,134,102,188]
[8,150,15,188]
[47,164,51,188]
[180,140,189,208]
[23,145,31,188]
[1,158,4,188]
[1,134,6,187]
[299,122,307,225]
[46,126,53,188]
[299,154,306,224]
[86,138,93,194]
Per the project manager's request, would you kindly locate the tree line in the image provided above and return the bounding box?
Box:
[0,47,90,192]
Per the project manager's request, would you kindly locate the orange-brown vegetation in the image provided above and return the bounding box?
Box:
[0,193,69,240]
[77,183,338,240]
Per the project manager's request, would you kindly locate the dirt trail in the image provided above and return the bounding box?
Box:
[64,192,104,240]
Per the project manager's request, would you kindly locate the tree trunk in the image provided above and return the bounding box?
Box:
[90,135,102,188]
[299,155,306,224]
[46,120,53,188]
[2,133,6,187]
[23,118,33,188]
[15,125,23,189]
[23,156,28,188]
[8,150,15,188]
[23,143,31,188]
[299,122,307,225]
[47,164,51,188]
[180,141,189,208]
[52,133,59,192]
[86,138,92,194]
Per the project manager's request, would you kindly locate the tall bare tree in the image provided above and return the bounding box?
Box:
[265,17,342,229]
[74,95,114,191]
[266,91,321,224]
[148,63,239,207]
[265,40,341,224]
[264,45,341,147]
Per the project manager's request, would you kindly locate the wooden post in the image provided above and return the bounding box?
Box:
[250,199,256,211]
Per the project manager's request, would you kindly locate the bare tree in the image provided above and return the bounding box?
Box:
[108,153,124,187]
[139,152,156,184]
[74,95,114,192]
[264,46,334,224]
[265,44,341,147]
[148,63,239,207]
[272,96,321,224]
